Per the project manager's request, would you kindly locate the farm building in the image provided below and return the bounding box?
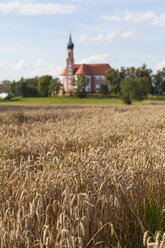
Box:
[0,84,9,99]
[60,35,110,93]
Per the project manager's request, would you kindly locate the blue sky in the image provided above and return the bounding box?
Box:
[0,0,165,81]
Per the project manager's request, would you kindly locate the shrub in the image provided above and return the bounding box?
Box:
[120,77,150,104]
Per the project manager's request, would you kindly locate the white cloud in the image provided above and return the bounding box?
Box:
[105,32,119,42]
[121,30,134,39]
[93,34,104,41]
[79,30,134,43]
[29,59,62,77]
[155,60,165,71]
[79,54,108,64]
[79,33,88,42]
[14,59,31,70]
[102,11,165,26]
[93,30,134,42]
[152,14,165,26]
[103,16,122,22]
[14,59,62,77]
[0,2,77,15]
[123,11,155,22]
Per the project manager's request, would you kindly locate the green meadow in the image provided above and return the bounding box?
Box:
[0,94,165,105]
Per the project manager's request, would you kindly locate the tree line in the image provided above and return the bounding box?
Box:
[1,64,165,104]
[1,76,63,99]
[105,64,165,103]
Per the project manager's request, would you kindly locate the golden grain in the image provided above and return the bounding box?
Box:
[0,104,164,247]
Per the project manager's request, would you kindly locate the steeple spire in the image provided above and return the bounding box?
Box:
[67,34,74,49]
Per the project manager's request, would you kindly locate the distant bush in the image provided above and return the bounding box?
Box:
[120,77,150,104]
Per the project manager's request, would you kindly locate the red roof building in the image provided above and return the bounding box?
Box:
[0,84,9,99]
[60,35,110,93]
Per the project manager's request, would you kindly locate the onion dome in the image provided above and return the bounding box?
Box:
[67,34,74,49]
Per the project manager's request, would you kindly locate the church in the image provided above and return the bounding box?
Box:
[60,35,110,93]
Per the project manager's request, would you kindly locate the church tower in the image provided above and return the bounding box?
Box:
[67,34,74,76]
[60,35,110,93]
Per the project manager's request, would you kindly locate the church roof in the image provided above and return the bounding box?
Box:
[61,64,80,76]
[75,64,91,75]
[61,64,110,76]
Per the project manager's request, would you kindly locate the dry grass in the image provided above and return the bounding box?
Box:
[0,104,165,248]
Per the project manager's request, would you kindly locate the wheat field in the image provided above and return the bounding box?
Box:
[0,104,164,248]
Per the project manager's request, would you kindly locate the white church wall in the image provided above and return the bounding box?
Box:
[0,93,8,99]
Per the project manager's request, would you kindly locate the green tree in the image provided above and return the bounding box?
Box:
[136,64,152,79]
[24,77,39,97]
[9,81,17,97]
[38,75,52,97]
[1,80,11,85]
[48,78,62,96]
[120,64,152,80]
[120,77,150,104]
[119,66,127,81]
[105,65,152,96]
[138,77,151,97]
[136,64,152,94]
[152,68,165,94]
[125,66,136,78]
[61,86,65,96]
[99,84,109,96]
[9,77,39,97]
[72,74,88,97]
[105,68,120,94]
[15,77,25,96]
